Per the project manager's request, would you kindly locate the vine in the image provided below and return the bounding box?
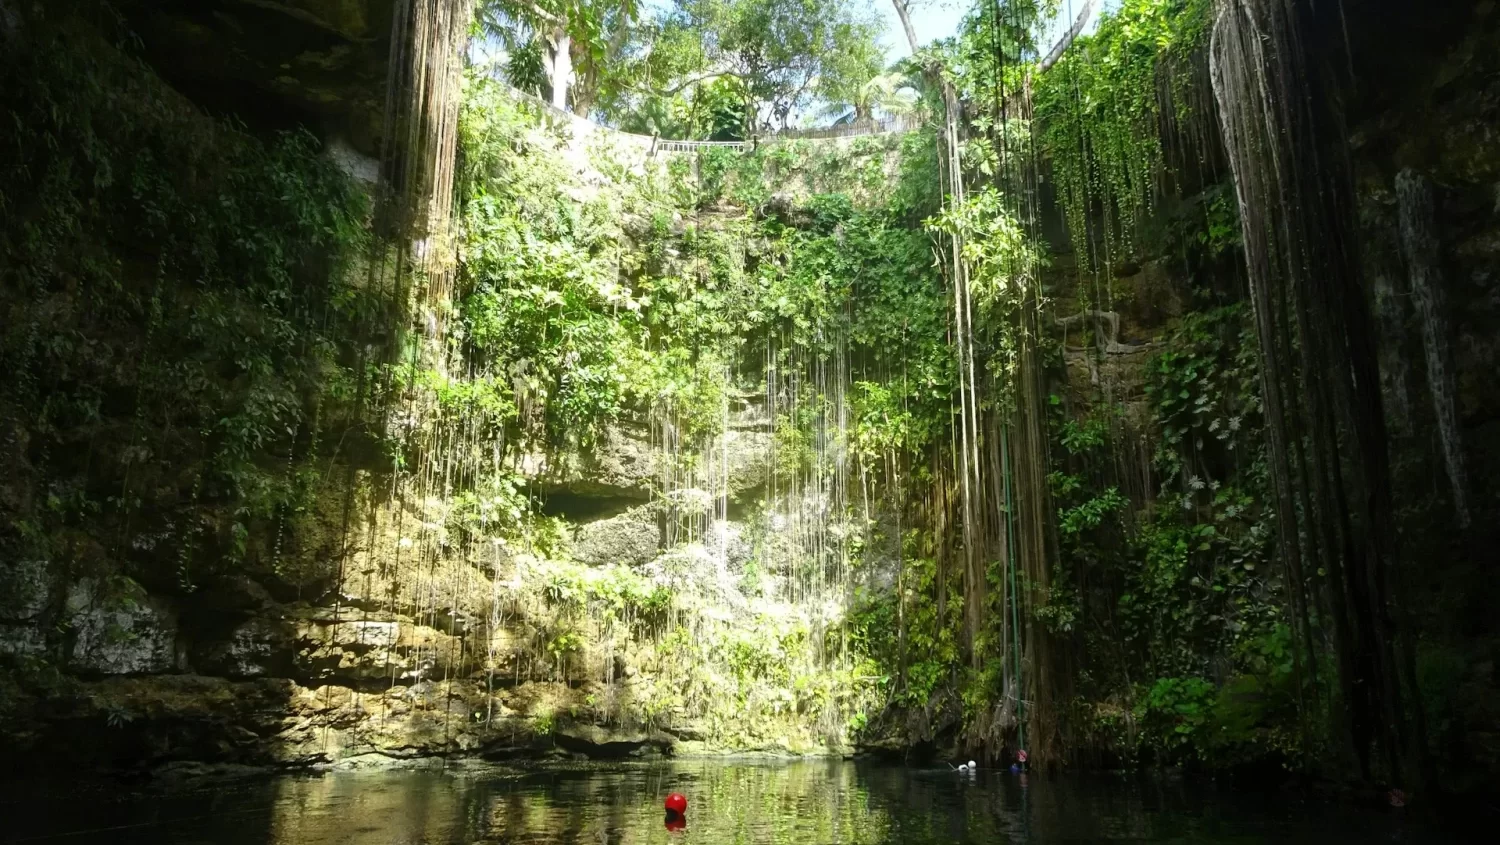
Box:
[1033,0,1214,267]
[0,8,371,585]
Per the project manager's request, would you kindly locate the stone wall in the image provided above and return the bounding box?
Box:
[0,385,841,770]
[113,0,399,153]
[1347,0,1500,778]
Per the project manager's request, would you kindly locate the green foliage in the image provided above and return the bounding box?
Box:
[477,0,643,117]
[504,38,548,93]
[1058,485,1126,538]
[547,628,585,659]
[1145,304,1261,483]
[925,185,1050,409]
[1196,189,1241,257]
[888,130,944,223]
[678,132,911,209]
[659,0,886,130]
[1138,675,1216,755]
[0,7,371,583]
[698,77,754,141]
[1041,295,1292,770]
[1122,307,1274,683]
[1132,623,1309,765]
[849,381,938,466]
[849,530,961,710]
[929,186,1046,311]
[952,0,1050,181]
[613,31,750,139]
[460,80,648,451]
[694,145,751,204]
[448,74,942,750]
[1032,0,1214,264]
[457,79,940,468]
[531,708,557,736]
[1049,404,1128,644]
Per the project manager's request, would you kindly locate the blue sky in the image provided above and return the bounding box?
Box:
[875,0,968,57]
[875,0,1110,61]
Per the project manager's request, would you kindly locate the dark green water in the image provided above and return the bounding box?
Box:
[0,760,1477,844]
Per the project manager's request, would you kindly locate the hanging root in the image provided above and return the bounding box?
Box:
[1395,168,1469,527]
[1211,0,1423,786]
[1055,309,1156,354]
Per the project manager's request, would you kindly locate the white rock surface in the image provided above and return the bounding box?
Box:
[65,576,178,674]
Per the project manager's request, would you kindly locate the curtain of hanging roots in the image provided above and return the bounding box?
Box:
[325,0,476,754]
[1210,0,1425,787]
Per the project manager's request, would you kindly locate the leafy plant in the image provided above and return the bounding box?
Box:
[1137,675,1216,757]
[1,6,371,585]
[1032,0,1215,265]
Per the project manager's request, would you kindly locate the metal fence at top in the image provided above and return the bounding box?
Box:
[652,139,751,153]
[497,84,923,155]
[772,113,924,140]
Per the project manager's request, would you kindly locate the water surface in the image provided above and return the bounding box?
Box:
[1,759,1475,844]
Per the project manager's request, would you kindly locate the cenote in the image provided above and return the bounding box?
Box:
[0,761,1474,844]
[3,0,1499,836]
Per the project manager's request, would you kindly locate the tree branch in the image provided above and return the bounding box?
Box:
[890,0,921,55]
[1041,0,1095,72]
[520,0,562,27]
[623,70,749,98]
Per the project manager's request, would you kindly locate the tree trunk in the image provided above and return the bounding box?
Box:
[890,0,920,53]
[548,28,571,111]
[1041,0,1095,72]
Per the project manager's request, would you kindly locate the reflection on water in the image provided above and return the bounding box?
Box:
[0,759,1474,844]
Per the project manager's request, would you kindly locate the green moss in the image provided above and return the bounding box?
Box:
[0,6,374,590]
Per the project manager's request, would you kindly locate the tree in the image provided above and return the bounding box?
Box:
[663,0,886,131]
[481,0,886,134]
[616,76,749,140]
[477,0,640,115]
[820,69,920,124]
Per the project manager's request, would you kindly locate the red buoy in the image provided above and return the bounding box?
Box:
[665,793,688,815]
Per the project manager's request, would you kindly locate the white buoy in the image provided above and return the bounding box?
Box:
[968,760,977,769]
[957,763,969,771]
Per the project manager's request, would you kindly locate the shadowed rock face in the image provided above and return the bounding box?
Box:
[0,560,51,659]
[553,721,676,758]
[0,559,50,624]
[11,672,662,769]
[1,566,677,768]
[573,507,661,568]
[526,422,773,502]
[65,578,180,675]
[115,0,398,153]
